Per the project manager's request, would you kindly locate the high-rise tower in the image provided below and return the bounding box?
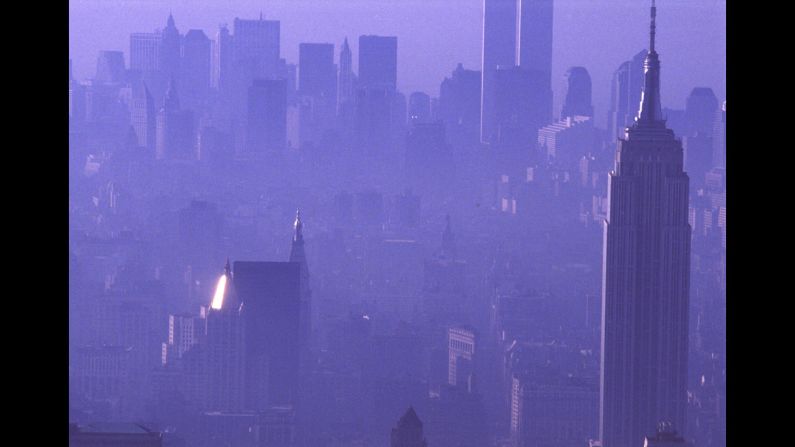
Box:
[289,210,311,353]
[600,3,691,447]
[480,0,517,144]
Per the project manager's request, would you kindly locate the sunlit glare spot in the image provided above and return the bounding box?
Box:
[210,275,227,310]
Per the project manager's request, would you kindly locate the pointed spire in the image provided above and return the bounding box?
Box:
[293,209,303,243]
[636,0,663,125]
[167,12,175,28]
[224,258,232,277]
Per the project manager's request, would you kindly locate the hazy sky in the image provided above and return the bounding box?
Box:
[69,0,726,126]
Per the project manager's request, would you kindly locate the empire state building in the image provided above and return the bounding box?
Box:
[600,2,691,447]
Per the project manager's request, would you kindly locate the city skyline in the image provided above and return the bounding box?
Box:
[68,1,726,446]
[69,0,726,125]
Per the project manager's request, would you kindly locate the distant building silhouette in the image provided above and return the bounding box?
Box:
[359,35,397,91]
[159,14,181,80]
[561,66,594,119]
[683,87,719,188]
[390,407,428,447]
[600,3,691,446]
[439,63,481,149]
[481,0,517,143]
[155,79,195,160]
[337,37,355,114]
[606,50,646,144]
[181,29,212,112]
[233,260,301,410]
[246,79,287,154]
[298,43,336,146]
[515,0,554,123]
[131,82,156,151]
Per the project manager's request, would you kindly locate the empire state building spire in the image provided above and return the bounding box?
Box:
[636,0,663,125]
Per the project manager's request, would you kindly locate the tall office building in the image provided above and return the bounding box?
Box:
[298,43,337,146]
[233,16,281,79]
[358,35,397,91]
[607,50,647,144]
[181,29,212,113]
[130,32,161,74]
[390,407,428,447]
[439,63,481,149]
[600,4,691,447]
[481,0,517,143]
[245,79,287,153]
[337,37,355,112]
[448,326,476,389]
[494,65,548,150]
[205,261,246,412]
[515,0,554,123]
[561,66,594,119]
[159,14,181,80]
[233,261,301,410]
[131,82,156,151]
[212,25,232,91]
[683,88,719,187]
[298,43,336,99]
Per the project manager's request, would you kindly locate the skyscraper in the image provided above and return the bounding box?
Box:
[130,32,161,74]
[561,66,594,119]
[600,4,691,447]
[298,43,336,99]
[337,37,355,113]
[211,25,232,91]
[607,50,647,144]
[289,210,312,356]
[181,29,212,113]
[131,82,156,151]
[439,63,481,149]
[359,35,398,91]
[204,261,246,412]
[515,0,554,123]
[297,43,337,146]
[232,16,281,80]
[233,261,301,410]
[245,79,287,153]
[159,14,181,80]
[390,407,428,447]
[481,0,517,143]
[683,88,719,187]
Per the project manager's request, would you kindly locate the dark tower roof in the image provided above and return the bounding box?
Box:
[398,406,422,429]
[167,12,176,29]
[636,0,663,126]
